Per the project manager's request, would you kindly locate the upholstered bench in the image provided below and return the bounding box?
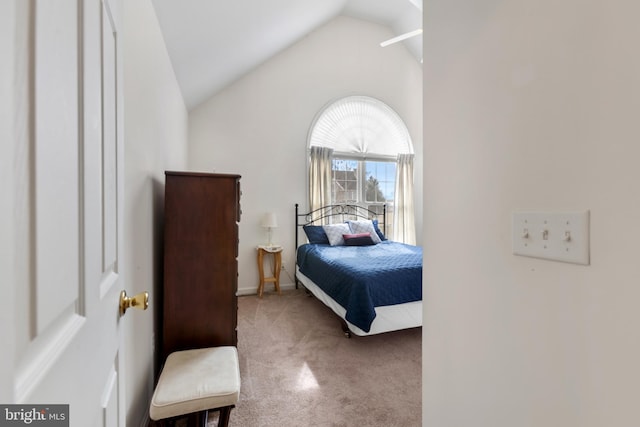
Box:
[150,346,241,427]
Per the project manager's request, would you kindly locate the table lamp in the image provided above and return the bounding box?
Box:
[261,212,278,247]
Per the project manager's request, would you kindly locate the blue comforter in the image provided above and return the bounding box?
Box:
[296,241,422,332]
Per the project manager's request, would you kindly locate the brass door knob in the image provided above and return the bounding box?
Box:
[119,290,149,315]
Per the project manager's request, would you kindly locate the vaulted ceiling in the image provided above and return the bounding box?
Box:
[151,0,423,110]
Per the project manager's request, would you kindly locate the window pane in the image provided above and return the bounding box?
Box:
[332,159,358,203]
[364,161,396,203]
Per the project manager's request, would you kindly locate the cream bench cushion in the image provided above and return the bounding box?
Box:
[150,346,240,421]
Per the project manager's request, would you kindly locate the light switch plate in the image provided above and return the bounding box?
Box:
[512,211,590,265]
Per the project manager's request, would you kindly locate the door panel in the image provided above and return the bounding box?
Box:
[101,3,118,277]
[34,0,80,336]
[9,0,127,426]
[99,366,119,427]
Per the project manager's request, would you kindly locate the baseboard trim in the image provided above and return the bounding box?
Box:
[237,282,297,296]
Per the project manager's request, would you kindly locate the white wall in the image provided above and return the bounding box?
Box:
[122,0,188,425]
[189,16,423,295]
[423,1,640,426]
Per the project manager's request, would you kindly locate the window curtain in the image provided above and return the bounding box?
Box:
[393,153,416,244]
[309,146,333,223]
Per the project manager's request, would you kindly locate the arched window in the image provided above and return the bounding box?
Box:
[309,95,413,156]
[308,96,415,242]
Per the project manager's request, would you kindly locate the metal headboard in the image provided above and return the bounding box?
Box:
[295,203,386,249]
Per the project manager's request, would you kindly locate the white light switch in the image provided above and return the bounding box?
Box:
[512,211,590,265]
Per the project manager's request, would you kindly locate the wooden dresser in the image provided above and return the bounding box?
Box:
[161,171,241,363]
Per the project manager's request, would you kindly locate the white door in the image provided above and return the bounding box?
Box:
[1,0,134,426]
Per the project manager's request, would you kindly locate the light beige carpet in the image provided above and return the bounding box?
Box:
[211,288,421,427]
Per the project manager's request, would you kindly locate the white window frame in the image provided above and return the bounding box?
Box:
[330,154,396,203]
[330,153,396,236]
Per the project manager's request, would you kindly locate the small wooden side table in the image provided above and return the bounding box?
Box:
[256,245,283,298]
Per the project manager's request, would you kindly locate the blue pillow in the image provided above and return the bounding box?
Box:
[303,225,329,244]
[372,219,387,241]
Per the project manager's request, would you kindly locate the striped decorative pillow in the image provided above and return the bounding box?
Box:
[347,220,382,244]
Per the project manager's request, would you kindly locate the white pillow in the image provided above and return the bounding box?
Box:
[322,223,352,246]
[347,220,382,244]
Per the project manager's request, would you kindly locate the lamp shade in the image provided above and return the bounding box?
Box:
[261,212,278,228]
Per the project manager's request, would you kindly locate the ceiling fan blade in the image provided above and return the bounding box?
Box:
[380,29,423,47]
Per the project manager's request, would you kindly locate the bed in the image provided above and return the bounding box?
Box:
[295,204,422,337]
